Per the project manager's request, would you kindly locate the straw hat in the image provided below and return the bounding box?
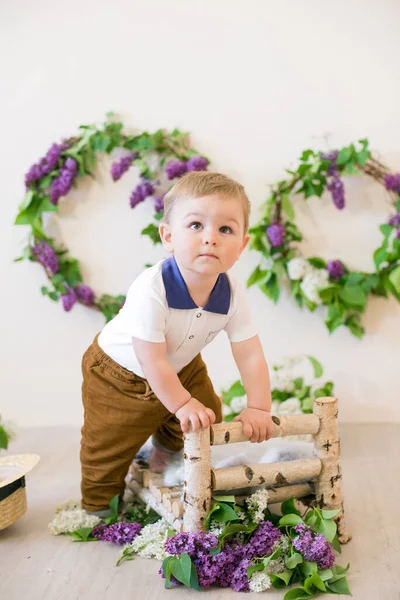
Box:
[0,454,40,531]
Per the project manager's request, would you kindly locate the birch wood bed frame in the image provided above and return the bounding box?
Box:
[127,396,350,543]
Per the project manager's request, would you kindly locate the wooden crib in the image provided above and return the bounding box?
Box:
[127,396,350,543]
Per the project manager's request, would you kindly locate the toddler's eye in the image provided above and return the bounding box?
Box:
[189,222,202,230]
[220,226,232,234]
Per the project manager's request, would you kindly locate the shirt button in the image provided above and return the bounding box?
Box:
[189,335,194,339]
[196,313,202,318]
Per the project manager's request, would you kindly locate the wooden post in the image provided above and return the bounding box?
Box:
[182,428,212,532]
[313,396,351,543]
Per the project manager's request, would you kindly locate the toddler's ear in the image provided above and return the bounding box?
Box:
[159,222,174,252]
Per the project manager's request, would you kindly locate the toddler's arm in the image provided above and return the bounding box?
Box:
[132,337,216,433]
[231,335,273,443]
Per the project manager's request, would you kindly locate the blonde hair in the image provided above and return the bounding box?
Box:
[162,171,251,233]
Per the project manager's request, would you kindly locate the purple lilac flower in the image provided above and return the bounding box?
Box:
[327,175,345,209]
[327,259,345,280]
[49,158,78,205]
[110,153,138,181]
[165,532,218,558]
[75,284,95,306]
[266,222,285,247]
[154,195,164,213]
[388,213,400,227]
[193,521,281,591]
[32,241,59,275]
[129,178,155,208]
[25,142,70,188]
[92,521,142,545]
[61,285,77,312]
[194,541,245,588]
[165,160,188,180]
[321,150,339,176]
[293,524,335,570]
[384,173,400,193]
[187,156,209,172]
[243,520,282,560]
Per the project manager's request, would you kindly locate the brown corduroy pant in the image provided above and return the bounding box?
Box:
[80,335,222,512]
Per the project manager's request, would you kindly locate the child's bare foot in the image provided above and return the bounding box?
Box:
[149,446,172,473]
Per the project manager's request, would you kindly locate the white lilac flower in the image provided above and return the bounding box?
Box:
[265,535,290,575]
[127,518,170,560]
[230,395,247,414]
[48,509,101,535]
[270,372,294,393]
[222,403,233,417]
[249,570,272,592]
[246,489,269,524]
[263,257,274,270]
[209,519,225,537]
[300,268,329,305]
[277,397,302,416]
[287,257,311,280]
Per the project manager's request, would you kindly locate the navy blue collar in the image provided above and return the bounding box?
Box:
[161,256,231,315]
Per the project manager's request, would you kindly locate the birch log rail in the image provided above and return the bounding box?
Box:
[127,396,350,543]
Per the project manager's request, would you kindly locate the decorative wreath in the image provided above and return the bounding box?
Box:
[247,139,400,338]
[14,114,209,321]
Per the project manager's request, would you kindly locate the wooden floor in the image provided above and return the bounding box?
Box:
[0,425,399,600]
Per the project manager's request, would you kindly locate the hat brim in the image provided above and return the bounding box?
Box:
[0,454,40,488]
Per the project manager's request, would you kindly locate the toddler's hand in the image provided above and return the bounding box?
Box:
[175,397,216,434]
[233,408,273,443]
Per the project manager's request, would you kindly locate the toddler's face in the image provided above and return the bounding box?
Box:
[160,194,250,276]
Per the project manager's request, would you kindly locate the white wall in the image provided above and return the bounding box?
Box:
[1,0,399,427]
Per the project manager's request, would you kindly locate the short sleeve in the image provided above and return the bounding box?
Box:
[224,280,258,343]
[119,274,167,343]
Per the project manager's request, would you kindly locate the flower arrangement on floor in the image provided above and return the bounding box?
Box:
[222,355,333,422]
[50,490,351,597]
[0,416,16,450]
[247,139,400,338]
[15,114,209,321]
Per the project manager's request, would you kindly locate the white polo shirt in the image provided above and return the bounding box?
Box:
[98,256,257,377]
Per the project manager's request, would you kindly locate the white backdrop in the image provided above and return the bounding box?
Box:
[1,0,399,427]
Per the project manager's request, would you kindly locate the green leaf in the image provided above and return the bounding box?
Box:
[339,285,367,308]
[247,266,268,287]
[330,534,342,553]
[212,495,236,503]
[0,425,9,450]
[326,576,351,595]
[278,514,304,527]
[380,224,392,238]
[300,561,318,577]
[321,509,341,519]
[162,556,174,589]
[356,147,369,166]
[141,223,161,245]
[307,257,326,269]
[260,274,280,303]
[105,494,119,524]
[270,568,294,588]
[18,190,35,211]
[282,194,295,220]
[285,553,303,569]
[307,356,323,378]
[304,572,326,593]
[222,380,245,401]
[39,195,59,212]
[66,527,97,542]
[15,194,42,226]
[281,497,301,516]
[283,586,315,600]
[318,569,333,581]
[211,503,240,523]
[336,147,352,166]
[388,266,400,294]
